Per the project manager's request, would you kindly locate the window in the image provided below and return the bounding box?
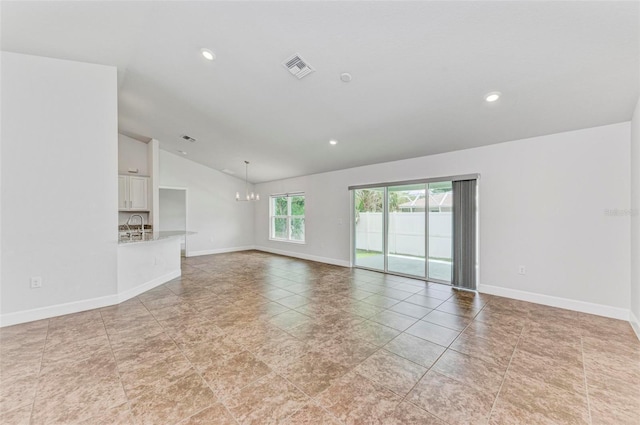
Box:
[270,193,305,242]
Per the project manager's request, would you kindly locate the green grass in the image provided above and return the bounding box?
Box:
[356,249,383,258]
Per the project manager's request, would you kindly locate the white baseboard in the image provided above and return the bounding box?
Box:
[254,246,351,268]
[0,270,182,328]
[479,284,629,321]
[630,310,640,341]
[0,293,118,328]
[187,245,256,257]
[118,269,181,303]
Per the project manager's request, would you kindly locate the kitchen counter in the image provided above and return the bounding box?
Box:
[118,230,195,245]
[117,231,195,298]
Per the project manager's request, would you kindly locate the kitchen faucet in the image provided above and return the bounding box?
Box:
[127,214,145,235]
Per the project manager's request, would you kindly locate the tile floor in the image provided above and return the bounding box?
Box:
[1,251,639,424]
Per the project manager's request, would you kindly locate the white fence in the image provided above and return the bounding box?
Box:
[355,212,452,259]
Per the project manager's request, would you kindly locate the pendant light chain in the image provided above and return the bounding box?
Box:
[236,160,260,202]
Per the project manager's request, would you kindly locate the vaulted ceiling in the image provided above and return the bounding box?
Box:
[2,1,638,182]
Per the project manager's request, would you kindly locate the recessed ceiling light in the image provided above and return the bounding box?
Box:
[340,73,352,83]
[485,91,501,102]
[329,139,338,145]
[200,48,215,61]
[178,150,188,155]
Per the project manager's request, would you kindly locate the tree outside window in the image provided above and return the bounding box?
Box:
[270,194,305,242]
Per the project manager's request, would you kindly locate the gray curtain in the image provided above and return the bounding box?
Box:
[452,179,477,290]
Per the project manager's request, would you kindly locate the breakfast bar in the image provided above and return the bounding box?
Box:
[117,231,195,300]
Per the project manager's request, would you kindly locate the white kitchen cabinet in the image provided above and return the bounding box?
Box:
[119,175,149,211]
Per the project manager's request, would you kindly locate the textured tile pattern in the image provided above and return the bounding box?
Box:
[1,250,638,424]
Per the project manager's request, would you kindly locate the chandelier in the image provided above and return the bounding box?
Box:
[236,160,260,201]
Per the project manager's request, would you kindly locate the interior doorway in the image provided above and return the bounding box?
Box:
[159,187,187,257]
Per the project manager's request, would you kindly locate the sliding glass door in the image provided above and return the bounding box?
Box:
[352,180,458,284]
[387,184,426,278]
[427,182,453,282]
[353,188,385,271]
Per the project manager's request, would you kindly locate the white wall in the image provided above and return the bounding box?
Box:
[159,150,255,255]
[630,97,640,336]
[148,139,160,227]
[1,52,118,319]
[118,133,148,175]
[255,123,631,318]
[159,189,187,231]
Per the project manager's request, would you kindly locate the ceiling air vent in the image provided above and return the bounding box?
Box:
[181,135,197,143]
[283,54,314,79]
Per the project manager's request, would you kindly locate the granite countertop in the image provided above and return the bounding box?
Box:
[118,231,196,245]
[118,224,153,232]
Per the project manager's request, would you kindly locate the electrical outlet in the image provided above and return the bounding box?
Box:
[30,276,43,288]
[518,266,526,275]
